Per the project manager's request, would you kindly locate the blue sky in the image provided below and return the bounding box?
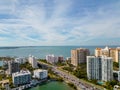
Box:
[0,0,120,46]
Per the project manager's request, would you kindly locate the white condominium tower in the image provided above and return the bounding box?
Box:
[28,55,37,68]
[46,54,58,64]
[87,56,102,80]
[102,56,113,81]
[87,56,113,81]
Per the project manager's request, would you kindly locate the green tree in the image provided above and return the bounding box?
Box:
[20,62,34,72]
[106,80,117,90]
[62,67,73,72]
[113,62,119,68]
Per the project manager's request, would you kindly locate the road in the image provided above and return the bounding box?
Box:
[52,67,100,90]
[38,61,104,90]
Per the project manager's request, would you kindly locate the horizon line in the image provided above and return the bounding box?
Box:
[0,45,119,47]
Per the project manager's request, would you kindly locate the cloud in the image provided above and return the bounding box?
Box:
[0,0,120,46]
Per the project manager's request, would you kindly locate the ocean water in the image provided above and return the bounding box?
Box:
[0,46,118,59]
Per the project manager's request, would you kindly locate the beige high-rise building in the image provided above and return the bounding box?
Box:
[95,46,109,57]
[116,48,120,64]
[71,48,90,66]
[95,46,120,62]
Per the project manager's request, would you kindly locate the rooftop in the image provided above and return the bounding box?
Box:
[0,79,9,84]
[102,46,109,51]
[12,70,31,76]
[34,69,47,72]
[72,48,89,50]
[96,48,101,50]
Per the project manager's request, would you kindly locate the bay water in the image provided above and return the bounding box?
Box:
[28,81,74,90]
[0,46,118,59]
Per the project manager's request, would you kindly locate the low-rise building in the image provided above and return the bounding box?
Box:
[12,70,31,86]
[114,85,120,90]
[113,70,120,82]
[117,71,120,82]
[66,57,71,61]
[33,69,48,79]
[0,70,5,74]
[58,56,64,62]
[0,79,9,90]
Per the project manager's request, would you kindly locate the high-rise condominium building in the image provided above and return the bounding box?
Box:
[46,54,58,64]
[87,56,102,80]
[87,56,113,81]
[7,61,19,75]
[15,57,27,64]
[28,55,37,68]
[71,48,90,66]
[95,46,120,62]
[101,56,113,81]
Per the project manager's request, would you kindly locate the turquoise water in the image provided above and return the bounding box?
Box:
[28,81,74,90]
[97,81,104,85]
[0,46,117,59]
[0,61,3,66]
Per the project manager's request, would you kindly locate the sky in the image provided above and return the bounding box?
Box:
[0,0,120,46]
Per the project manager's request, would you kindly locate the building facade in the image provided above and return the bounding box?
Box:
[28,55,37,68]
[33,69,48,79]
[95,46,120,62]
[12,70,31,86]
[119,51,120,71]
[58,56,64,62]
[0,80,10,90]
[15,57,27,64]
[117,71,120,82]
[101,56,113,81]
[71,48,90,66]
[7,61,19,75]
[46,54,58,64]
[66,57,71,61]
[113,71,120,82]
[87,56,113,81]
[87,56,102,80]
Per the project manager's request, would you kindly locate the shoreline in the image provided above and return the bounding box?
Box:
[11,79,76,90]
